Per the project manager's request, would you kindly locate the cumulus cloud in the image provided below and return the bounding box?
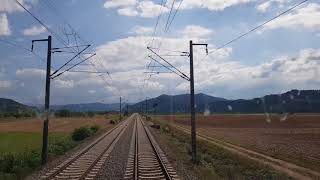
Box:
[1,24,318,104]
[181,25,213,39]
[16,68,45,77]
[0,80,12,89]
[137,1,169,18]
[130,25,153,35]
[256,0,290,12]
[104,0,168,18]
[176,0,255,11]
[194,48,320,98]
[104,0,136,8]
[0,0,37,13]
[0,0,23,13]
[262,3,320,31]
[22,25,47,36]
[0,14,10,36]
[104,0,255,17]
[118,7,139,16]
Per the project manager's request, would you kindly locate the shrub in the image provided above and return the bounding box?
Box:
[72,127,93,141]
[0,150,41,179]
[87,111,95,118]
[55,109,72,117]
[90,125,99,133]
[48,137,76,155]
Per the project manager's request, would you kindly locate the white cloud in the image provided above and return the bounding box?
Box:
[104,0,136,8]
[177,0,255,11]
[257,1,272,12]
[0,0,37,13]
[118,7,139,16]
[22,25,47,36]
[16,68,45,77]
[0,0,23,13]
[256,0,290,12]
[181,25,213,38]
[88,90,96,94]
[104,0,168,18]
[262,3,320,31]
[0,14,10,36]
[0,80,12,89]
[130,25,153,35]
[137,1,169,18]
[53,79,74,89]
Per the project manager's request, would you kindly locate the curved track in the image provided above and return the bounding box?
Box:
[124,115,179,180]
[41,115,133,180]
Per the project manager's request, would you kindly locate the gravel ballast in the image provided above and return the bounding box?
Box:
[97,118,134,180]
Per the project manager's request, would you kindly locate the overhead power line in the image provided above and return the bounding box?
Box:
[148,0,167,47]
[164,0,177,31]
[147,47,190,80]
[209,0,309,54]
[0,38,56,70]
[166,0,184,32]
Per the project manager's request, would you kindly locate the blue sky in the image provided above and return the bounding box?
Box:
[0,0,319,104]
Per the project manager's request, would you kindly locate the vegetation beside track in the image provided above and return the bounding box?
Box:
[0,114,116,180]
[149,116,289,179]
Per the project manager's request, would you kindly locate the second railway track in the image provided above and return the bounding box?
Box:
[124,115,179,180]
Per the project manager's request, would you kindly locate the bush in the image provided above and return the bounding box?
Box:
[90,125,99,133]
[71,125,99,141]
[72,127,93,141]
[55,109,72,117]
[48,136,76,155]
[87,111,95,118]
[0,150,41,179]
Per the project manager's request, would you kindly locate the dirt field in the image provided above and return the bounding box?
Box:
[0,114,116,133]
[156,114,320,172]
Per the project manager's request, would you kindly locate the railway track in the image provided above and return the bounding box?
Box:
[124,115,179,180]
[40,115,133,180]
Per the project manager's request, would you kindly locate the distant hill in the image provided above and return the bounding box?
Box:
[51,103,130,112]
[128,90,320,113]
[128,93,226,113]
[209,90,320,113]
[0,98,33,113]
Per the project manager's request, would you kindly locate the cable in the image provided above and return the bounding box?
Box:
[209,0,309,54]
[166,0,184,32]
[148,46,188,54]
[148,0,167,47]
[44,0,114,88]
[148,48,190,80]
[164,0,177,31]
[15,0,72,49]
[0,38,56,70]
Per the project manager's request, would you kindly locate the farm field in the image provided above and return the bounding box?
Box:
[0,115,115,153]
[155,113,320,172]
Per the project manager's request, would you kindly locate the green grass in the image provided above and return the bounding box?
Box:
[150,117,290,179]
[0,132,77,179]
[0,132,74,154]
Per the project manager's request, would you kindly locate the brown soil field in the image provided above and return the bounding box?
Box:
[156,114,320,172]
[0,115,116,133]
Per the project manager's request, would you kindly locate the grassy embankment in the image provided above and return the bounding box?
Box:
[149,116,289,179]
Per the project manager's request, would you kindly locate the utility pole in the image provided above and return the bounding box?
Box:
[120,96,122,121]
[189,40,208,163]
[32,36,52,165]
[145,97,148,120]
[126,104,129,115]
